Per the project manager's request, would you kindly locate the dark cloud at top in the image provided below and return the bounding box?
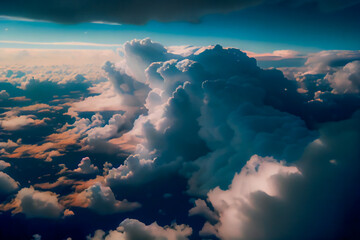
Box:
[0,0,359,24]
[0,0,260,24]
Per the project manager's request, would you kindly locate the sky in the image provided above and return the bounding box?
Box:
[0,1,360,240]
[1,1,360,52]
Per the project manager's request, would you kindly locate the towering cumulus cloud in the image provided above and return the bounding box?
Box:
[106,39,315,191]
[97,38,360,239]
[1,38,360,239]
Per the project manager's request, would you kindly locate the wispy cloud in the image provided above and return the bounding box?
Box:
[91,21,122,26]
[0,15,49,22]
[0,40,122,48]
[0,16,122,26]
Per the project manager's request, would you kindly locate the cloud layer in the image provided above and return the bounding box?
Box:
[88,218,192,240]
[1,0,359,24]
[0,38,360,239]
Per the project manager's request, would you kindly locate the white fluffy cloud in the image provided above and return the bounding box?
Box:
[65,183,140,215]
[86,114,127,141]
[190,112,360,240]
[0,160,11,170]
[87,218,192,240]
[0,171,19,194]
[105,39,315,196]
[0,90,9,99]
[325,60,360,94]
[0,114,48,131]
[74,157,99,174]
[197,155,301,239]
[1,187,64,218]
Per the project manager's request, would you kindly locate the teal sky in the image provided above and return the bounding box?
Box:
[0,18,309,53]
[1,3,359,53]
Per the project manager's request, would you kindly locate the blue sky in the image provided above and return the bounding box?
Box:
[1,2,359,53]
[0,18,299,53]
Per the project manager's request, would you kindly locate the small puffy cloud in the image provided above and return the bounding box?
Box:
[87,218,192,240]
[67,89,124,116]
[0,90,10,99]
[0,139,21,149]
[0,171,19,195]
[86,114,127,141]
[32,234,41,240]
[1,187,64,219]
[0,114,48,131]
[74,157,99,174]
[0,160,11,170]
[188,199,218,224]
[63,209,75,217]
[0,139,21,155]
[64,183,140,215]
[325,60,360,94]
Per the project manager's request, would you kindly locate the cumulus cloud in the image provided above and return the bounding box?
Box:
[0,139,21,149]
[87,218,192,240]
[0,160,11,170]
[0,113,49,131]
[188,199,219,224]
[90,39,360,239]
[2,115,108,161]
[105,39,316,196]
[63,209,75,217]
[195,112,360,240]
[304,50,360,74]
[0,187,64,218]
[74,157,99,174]
[325,60,360,94]
[0,90,10,99]
[67,90,124,116]
[86,114,129,141]
[63,183,140,215]
[0,139,21,155]
[196,155,301,239]
[0,171,19,195]
[278,50,360,124]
